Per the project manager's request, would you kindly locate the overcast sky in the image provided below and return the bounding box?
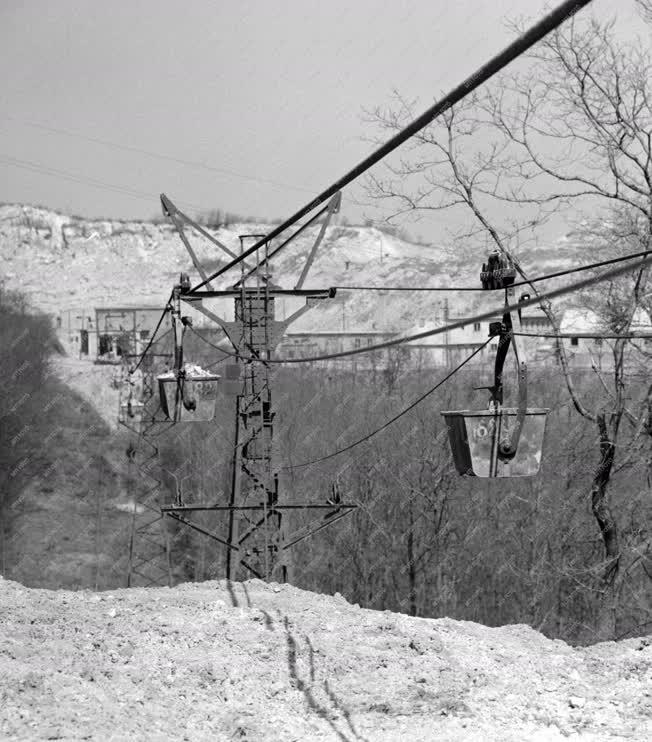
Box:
[0,0,646,243]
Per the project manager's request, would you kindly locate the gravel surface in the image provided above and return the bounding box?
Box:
[1,576,650,741]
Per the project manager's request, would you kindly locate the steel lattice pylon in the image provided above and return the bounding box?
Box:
[158,198,357,584]
[224,248,287,581]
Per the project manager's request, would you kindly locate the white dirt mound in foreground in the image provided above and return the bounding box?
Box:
[1,577,650,741]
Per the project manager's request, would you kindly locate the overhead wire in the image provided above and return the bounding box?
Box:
[0,116,317,196]
[130,294,173,373]
[284,339,490,469]
[336,284,486,292]
[0,155,208,212]
[0,118,377,210]
[332,249,652,292]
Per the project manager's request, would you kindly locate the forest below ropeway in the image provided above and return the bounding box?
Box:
[1,289,650,647]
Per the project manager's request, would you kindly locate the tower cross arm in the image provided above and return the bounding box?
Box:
[160,193,255,274]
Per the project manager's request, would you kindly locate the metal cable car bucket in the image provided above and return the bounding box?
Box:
[441,407,549,477]
[158,372,221,422]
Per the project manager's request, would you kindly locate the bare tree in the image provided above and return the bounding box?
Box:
[364,11,652,639]
[635,0,652,24]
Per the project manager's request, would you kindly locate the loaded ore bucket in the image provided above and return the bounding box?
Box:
[158,364,221,422]
[441,407,548,478]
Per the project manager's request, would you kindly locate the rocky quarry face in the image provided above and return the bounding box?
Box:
[0,202,587,334]
[1,203,184,315]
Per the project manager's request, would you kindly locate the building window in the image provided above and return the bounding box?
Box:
[570,337,579,346]
[473,322,481,332]
[354,338,361,349]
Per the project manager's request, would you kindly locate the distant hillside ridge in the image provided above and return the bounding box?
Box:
[1,202,588,335]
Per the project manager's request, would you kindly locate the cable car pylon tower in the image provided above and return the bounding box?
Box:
[118,338,174,587]
[158,193,357,582]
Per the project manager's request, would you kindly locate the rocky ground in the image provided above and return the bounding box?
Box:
[1,577,650,741]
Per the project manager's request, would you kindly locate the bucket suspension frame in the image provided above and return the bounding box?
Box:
[478,252,528,462]
[441,252,548,479]
[157,273,220,423]
[169,275,199,421]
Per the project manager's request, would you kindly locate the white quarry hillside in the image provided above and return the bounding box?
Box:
[0,203,587,334]
[1,576,650,741]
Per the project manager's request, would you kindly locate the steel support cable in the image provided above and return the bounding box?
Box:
[186,251,652,365]
[333,249,652,292]
[130,294,173,373]
[190,0,595,293]
[284,339,491,470]
[187,325,232,355]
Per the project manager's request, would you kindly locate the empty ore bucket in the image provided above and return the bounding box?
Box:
[441,408,548,478]
[158,372,221,422]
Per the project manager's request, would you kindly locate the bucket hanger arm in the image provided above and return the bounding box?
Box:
[480,252,529,460]
[170,286,184,421]
[491,310,512,407]
[497,294,529,460]
[170,280,199,419]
